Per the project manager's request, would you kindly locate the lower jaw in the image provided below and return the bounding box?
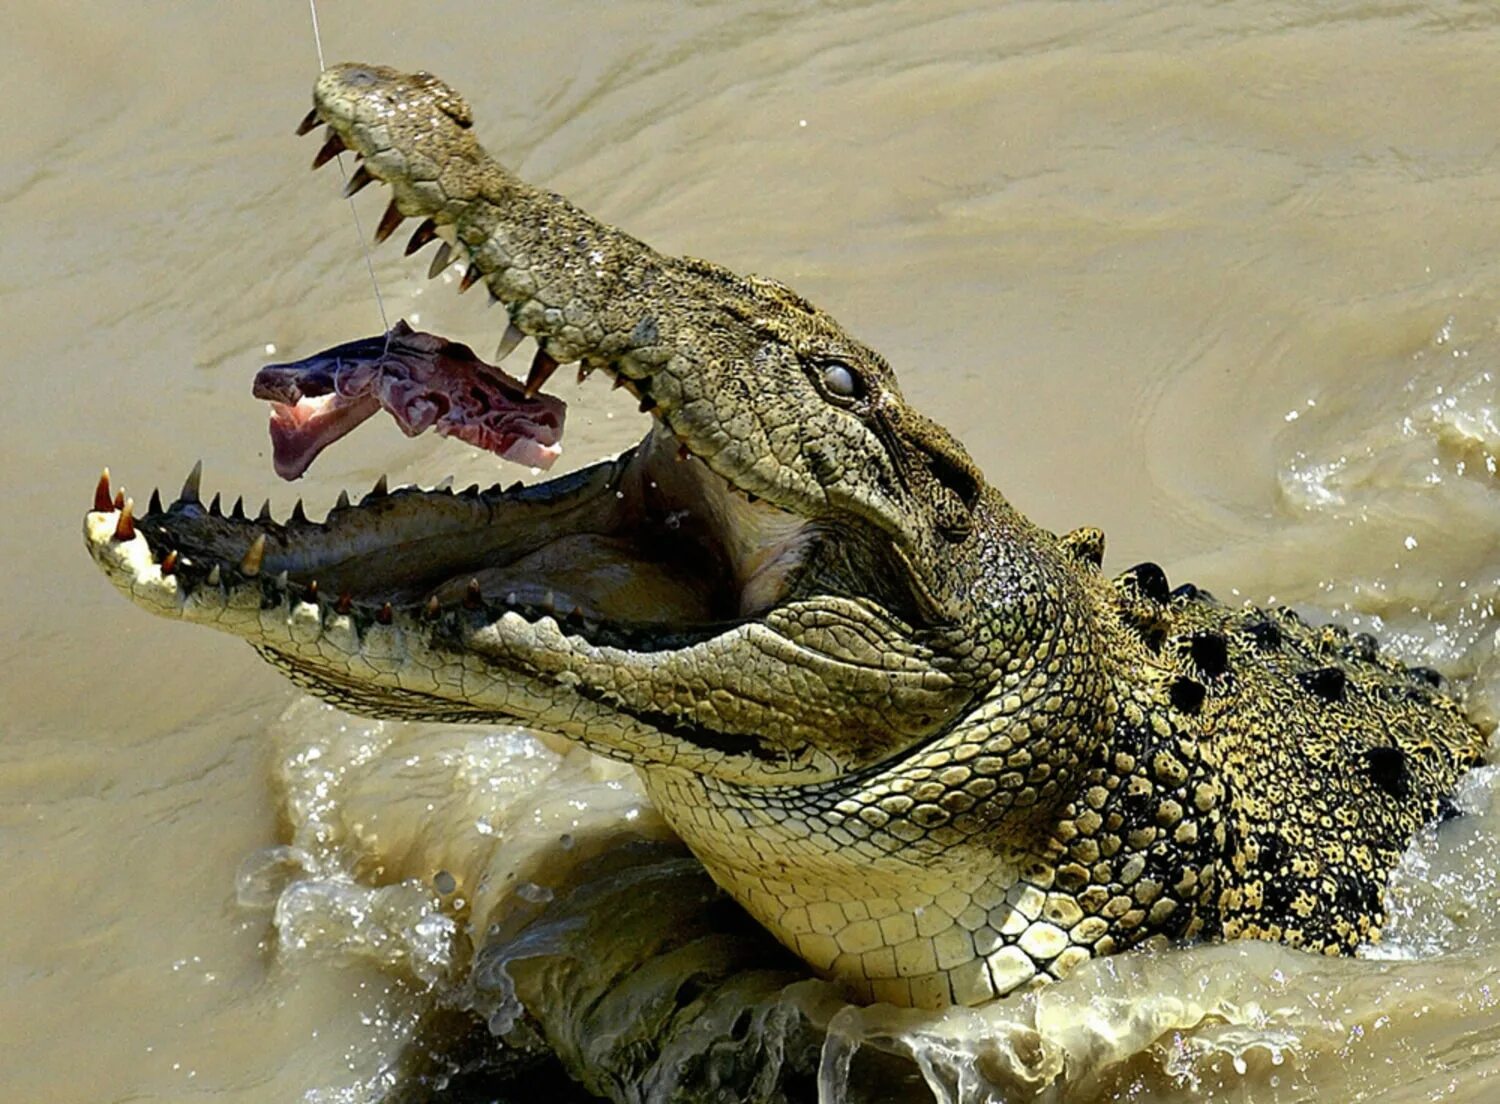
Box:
[95,425,810,647]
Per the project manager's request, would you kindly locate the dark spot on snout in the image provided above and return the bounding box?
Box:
[631,315,659,347]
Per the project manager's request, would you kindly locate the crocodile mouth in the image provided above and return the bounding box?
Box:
[82,80,833,652]
[84,62,972,785]
[87,336,814,651]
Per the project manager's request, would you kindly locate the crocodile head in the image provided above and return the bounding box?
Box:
[85,63,1051,793]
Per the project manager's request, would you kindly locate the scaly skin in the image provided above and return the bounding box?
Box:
[84,64,1488,1010]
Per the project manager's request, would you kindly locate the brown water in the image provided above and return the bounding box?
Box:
[5,1,1500,1100]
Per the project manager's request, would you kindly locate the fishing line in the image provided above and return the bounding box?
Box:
[306,0,392,341]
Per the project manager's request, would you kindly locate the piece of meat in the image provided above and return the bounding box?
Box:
[252,320,565,480]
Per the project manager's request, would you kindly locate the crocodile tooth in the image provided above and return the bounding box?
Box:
[290,498,307,523]
[258,499,272,522]
[371,474,388,498]
[335,489,351,509]
[113,489,126,510]
[306,579,319,600]
[240,534,266,577]
[458,264,483,293]
[376,603,394,625]
[427,241,454,279]
[336,591,353,615]
[404,218,437,256]
[462,483,479,497]
[113,499,135,541]
[179,460,202,505]
[541,589,557,612]
[342,165,375,198]
[93,469,112,513]
[149,488,164,514]
[464,578,483,609]
[231,495,246,520]
[209,492,222,517]
[425,595,440,619]
[495,322,525,361]
[274,569,289,590]
[524,348,559,399]
[373,199,404,244]
[207,563,222,586]
[295,108,321,136]
[312,132,345,169]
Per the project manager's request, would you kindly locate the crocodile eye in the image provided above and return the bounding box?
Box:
[802,356,867,406]
[821,361,860,399]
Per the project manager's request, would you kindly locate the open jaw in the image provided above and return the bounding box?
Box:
[79,63,838,727]
[84,335,816,664]
[85,61,973,786]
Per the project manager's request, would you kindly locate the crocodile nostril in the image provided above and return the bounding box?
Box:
[340,67,379,87]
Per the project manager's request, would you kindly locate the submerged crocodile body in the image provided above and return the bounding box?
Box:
[86,64,1486,1012]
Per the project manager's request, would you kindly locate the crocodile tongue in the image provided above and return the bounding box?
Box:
[253,320,565,480]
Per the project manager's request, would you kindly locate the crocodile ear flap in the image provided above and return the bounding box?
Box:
[927,447,981,513]
[924,452,977,543]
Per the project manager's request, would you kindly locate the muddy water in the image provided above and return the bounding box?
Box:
[5,1,1500,1099]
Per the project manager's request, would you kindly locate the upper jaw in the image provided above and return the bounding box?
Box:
[304,61,676,404]
[301,63,917,538]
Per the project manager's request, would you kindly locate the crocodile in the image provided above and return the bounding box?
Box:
[85,63,1488,1011]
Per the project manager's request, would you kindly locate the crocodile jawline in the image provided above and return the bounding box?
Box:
[104,399,820,656]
